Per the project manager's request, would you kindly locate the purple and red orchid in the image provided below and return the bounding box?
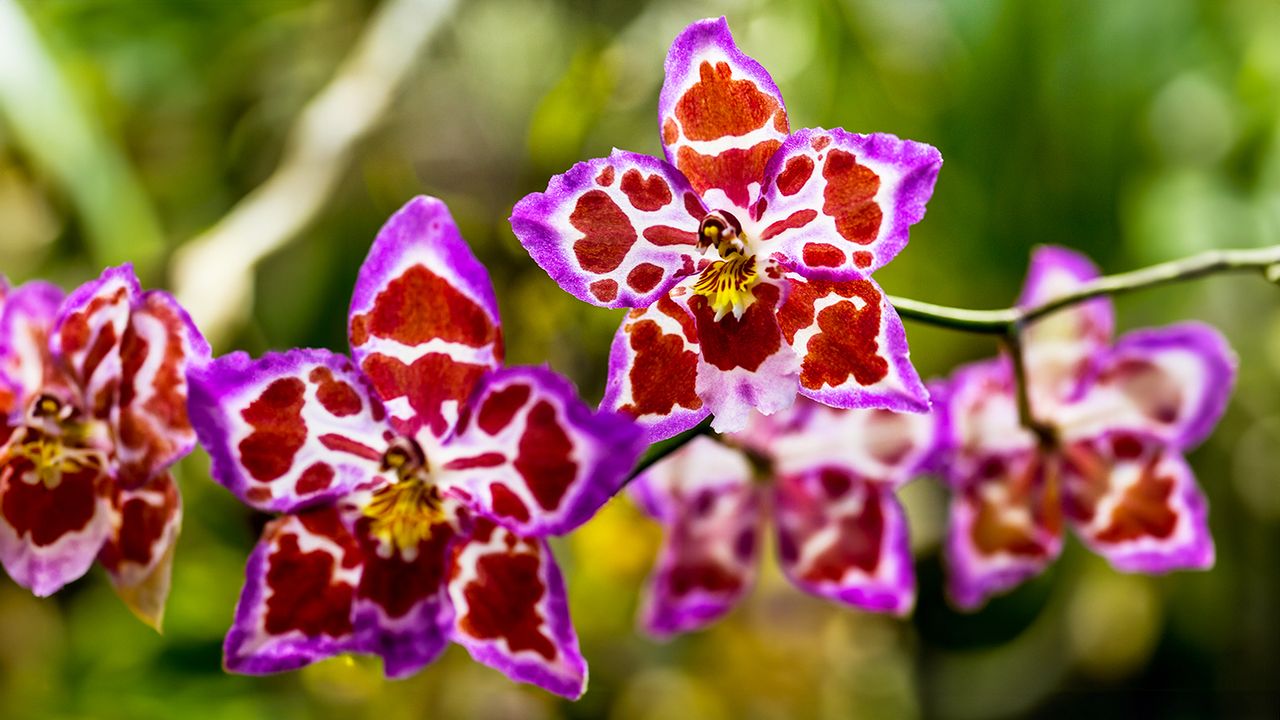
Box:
[512,17,942,440]
[0,266,207,628]
[935,246,1235,610]
[631,397,938,636]
[187,196,644,698]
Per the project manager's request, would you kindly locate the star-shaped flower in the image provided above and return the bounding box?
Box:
[188,197,643,697]
[512,17,942,440]
[632,398,939,636]
[935,247,1235,609]
[0,266,207,627]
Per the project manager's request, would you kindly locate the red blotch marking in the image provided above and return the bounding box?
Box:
[98,476,178,573]
[1096,460,1178,543]
[804,482,885,580]
[590,280,619,303]
[490,484,531,522]
[683,192,706,221]
[239,377,307,483]
[675,61,784,141]
[689,283,782,372]
[668,559,743,597]
[58,285,129,388]
[0,460,102,546]
[361,353,488,438]
[663,118,679,146]
[478,384,531,435]
[319,433,382,461]
[677,142,781,209]
[443,453,506,470]
[812,135,831,151]
[570,190,637,274]
[969,456,1062,557]
[854,251,873,268]
[819,468,851,499]
[596,166,615,186]
[802,243,844,267]
[643,226,698,247]
[627,263,664,293]
[620,169,673,211]
[262,510,357,637]
[296,462,335,494]
[658,294,698,343]
[349,265,498,350]
[776,279,889,390]
[1111,433,1145,460]
[514,401,577,511]
[822,150,883,245]
[776,155,814,196]
[458,538,556,659]
[309,367,363,417]
[621,319,702,418]
[355,518,452,619]
[760,209,818,241]
[117,295,194,486]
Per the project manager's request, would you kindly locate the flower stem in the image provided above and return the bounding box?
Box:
[888,244,1280,333]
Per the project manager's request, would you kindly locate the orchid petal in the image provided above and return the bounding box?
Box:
[774,467,914,615]
[511,151,708,309]
[1062,432,1213,572]
[756,129,941,277]
[52,265,140,418]
[440,366,644,536]
[0,457,112,596]
[630,436,760,636]
[0,280,63,407]
[187,349,388,514]
[98,471,182,629]
[224,507,364,674]
[601,291,709,443]
[447,518,587,699]
[660,17,789,211]
[349,197,503,441]
[776,274,928,413]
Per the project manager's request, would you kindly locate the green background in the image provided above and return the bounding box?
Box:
[1,0,1278,718]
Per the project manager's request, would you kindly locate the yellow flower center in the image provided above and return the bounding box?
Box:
[3,394,104,488]
[695,209,760,320]
[362,437,447,560]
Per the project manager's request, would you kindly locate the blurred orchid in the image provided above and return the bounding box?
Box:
[188,197,644,698]
[935,247,1235,610]
[512,17,941,440]
[0,267,207,628]
[631,398,938,636]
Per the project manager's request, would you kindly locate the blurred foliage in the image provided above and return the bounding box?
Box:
[2,0,1279,718]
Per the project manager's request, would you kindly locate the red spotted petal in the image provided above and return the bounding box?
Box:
[115,291,210,487]
[659,17,789,211]
[52,265,140,418]
[756,129,941,277]
[98,471,182,629]
[447,518,587,698]
[348,197,503,440]
[440,366,644,536]
[775,274,927,413]
[943,449,1063,610]
[187,349,388,514]
[774,467,914,614]
[1061,432,1213,573]
[0,455,113,596]
[511,151,709,309]
[224,507,364,674]
[602,290,709,442]
[0,280,63,409]
[630,436,761,636]
[1066,324,1236,450]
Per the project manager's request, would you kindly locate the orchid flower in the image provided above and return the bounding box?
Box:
[0,267,207,628]
[936,246,1235,610]
[188,197,644,698]
[631,398,937,636]
[512,17,942,440]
